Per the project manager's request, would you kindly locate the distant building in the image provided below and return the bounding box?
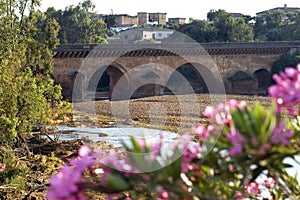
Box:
[230,13,245,19]
[256,4,300,15]
[102,12,168,27]
[168,18,186,25]
[207,12,245,21]
[149,13,167,25]
[137,12,167,25]
[115,14,138,26]
[137,12,149,25]
[120,29,174,44]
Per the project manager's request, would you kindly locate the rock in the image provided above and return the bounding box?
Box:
[98,133,109,137]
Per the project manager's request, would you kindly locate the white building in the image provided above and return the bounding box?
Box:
[120,29,174,44]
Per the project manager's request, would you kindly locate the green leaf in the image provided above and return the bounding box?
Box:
[156,154,182,183]
[231,107,254,138]
[105,174,130,192]
[130,136,143,153]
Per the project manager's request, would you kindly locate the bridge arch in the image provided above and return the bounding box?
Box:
[86,63,129,99]
[253,68,271,89]
[226,69,257,94]
[165,62,222,94]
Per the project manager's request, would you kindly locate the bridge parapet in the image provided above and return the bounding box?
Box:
[54,41,300,58]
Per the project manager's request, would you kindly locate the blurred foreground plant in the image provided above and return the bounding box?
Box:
[47,64,300,200]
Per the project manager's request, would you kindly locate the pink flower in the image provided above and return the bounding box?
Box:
[203,99,246,125]
[227,130,245,156]
[258,143,271,155]
[150,134,164,161]
[157,190,169,200]
[47,146,102,199]
[70,145,100,172]
[228,145,243,156]
[47,165,85,200]
[263,177,275,188]
[175,134,192,151]
[268,64,300,116]
[78,145,91,157]
[234,191,243,200]
[181,144,201,173]
[192,125,214,140]
[70,156,95,173]
[270,120,293,145]
[203,104,228,125]
[102,150,139,173]
[245,181,261,196]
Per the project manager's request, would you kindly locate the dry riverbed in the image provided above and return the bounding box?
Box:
[72,94,271,134]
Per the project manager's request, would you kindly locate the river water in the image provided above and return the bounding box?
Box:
[49,125,299,182]
[54,125,180,147]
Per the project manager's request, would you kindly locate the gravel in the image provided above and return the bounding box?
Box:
[72,94,271,134]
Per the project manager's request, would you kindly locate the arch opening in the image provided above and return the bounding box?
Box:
[165,63,213,95]
[226,70,257,94]
[132,83,163,99]
[87,65,128,100]
[253,68,271,89]
[88,70,110,92]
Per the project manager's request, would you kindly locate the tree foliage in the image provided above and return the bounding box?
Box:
[178,9,254,42]
[254,10,300,41]
[178,9,300,43]
[0,0,63,143]
[271,48,300,77]
[42,0,108,44]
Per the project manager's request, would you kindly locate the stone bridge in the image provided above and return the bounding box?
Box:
[53,42,300,100]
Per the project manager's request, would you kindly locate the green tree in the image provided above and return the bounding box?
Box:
[104,14,116,28]
[271,48,300,76]
[281,11,300,41]
[43,0,108,44]
[208,9,253,42]
[177,19,213,42]
[254,11,286,41]
[0,0,62,143]
[177,10,253,42]
[230,18,254,42]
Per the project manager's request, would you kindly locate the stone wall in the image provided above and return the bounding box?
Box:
[53,53,282,100]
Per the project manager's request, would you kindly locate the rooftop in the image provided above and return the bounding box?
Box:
[256,4,300,15]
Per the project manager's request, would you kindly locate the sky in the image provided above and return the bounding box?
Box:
[40,0,300,20]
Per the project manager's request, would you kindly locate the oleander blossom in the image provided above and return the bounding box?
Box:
[192,124,214,140]
[244,181,261,196]
[270,120,293,145]
[263,177,275,188]
[101,150,140,173]
[157,190,169,200]
[47,165,85,200]
[181,143,201,173]
[203,99,246,125]
[268,64,300,116]
[47,146,99,200]
[227,130,245,156]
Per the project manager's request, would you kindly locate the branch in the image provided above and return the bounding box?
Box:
[19,0,29,30]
